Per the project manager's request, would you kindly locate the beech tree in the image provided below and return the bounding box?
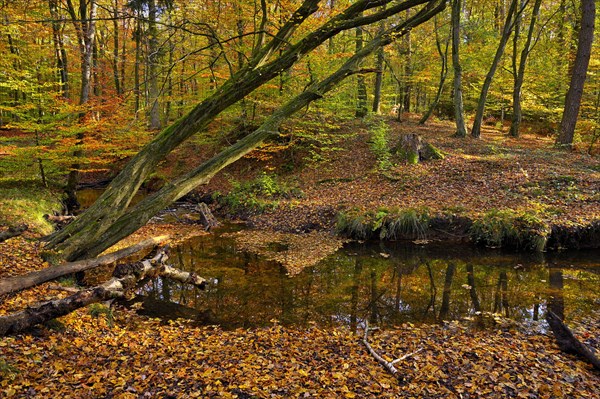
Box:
[45,0,446,261]
[556,0,595,147]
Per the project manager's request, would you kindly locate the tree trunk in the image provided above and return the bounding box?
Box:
[556,0,595,147]
[355,22,368,118]
[419,15,449,124]
[49,0,69,99]
[471,0,518,139]
[112,0,122,95]
[546,311,600,370]
[451,0,467,137]
[0,248,206,336]
[509,0,542,138]
[0,236,168,296]
[147,0,162,130]
[64,0,97,211]
[45,0,444,261]
[372,12,386,114]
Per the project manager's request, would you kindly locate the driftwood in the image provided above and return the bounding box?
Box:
[393,133,444,164]
[546,311,600,370]
[0,235,168,296]
[0,247,206,336]
[362,321,422,379]
[0,224,28,243]
[195,202,219,231]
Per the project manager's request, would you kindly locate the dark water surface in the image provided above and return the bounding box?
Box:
[134,224,600,329]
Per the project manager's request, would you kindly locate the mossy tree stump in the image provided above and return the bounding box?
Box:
[393,133,444,164]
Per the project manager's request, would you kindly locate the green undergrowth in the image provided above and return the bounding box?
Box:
[0,182,63,234]
[365,116,392,170]
[470,209,550,251]
[336,206,552,251]
[336,207,431,240]
[215,172,303,216]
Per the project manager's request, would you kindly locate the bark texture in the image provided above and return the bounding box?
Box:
[556,0,595,147]
[0,236,168,296]
[546,311,600,370]
[0,248,206,336]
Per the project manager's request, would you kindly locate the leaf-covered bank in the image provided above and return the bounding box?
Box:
[207,117,600,251]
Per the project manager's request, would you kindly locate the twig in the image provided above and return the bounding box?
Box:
[362,321,423,378]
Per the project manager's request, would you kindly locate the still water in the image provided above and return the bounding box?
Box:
[132,225,600,329]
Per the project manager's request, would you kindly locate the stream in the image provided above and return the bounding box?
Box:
[130,224,600,330]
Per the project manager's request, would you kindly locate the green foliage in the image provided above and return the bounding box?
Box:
[470,209,549,251]
[0,358,19,379]
[365,116,392,170]
[89,303,114,327]
[336,207,431,240]
[215,173,303,216]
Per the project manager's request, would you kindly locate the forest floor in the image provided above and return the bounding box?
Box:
[1,116,600,397]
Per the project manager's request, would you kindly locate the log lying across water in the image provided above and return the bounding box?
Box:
[0,236,168,296]
[0,246,206,336]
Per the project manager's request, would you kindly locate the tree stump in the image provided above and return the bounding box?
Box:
[195,203,219,231]
[393,133,444,164]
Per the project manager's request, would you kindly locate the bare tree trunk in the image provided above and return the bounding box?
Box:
[372,7,386,114]
[471,0,518,139]
[509,0,542,138]
[64,0,97,211]
[355,22,368,118]
[147,0,162,130]
[556,0,595,147]
[451,0,467,137]
[49,0,69,99]
[112,0,122,95]
[419,15,449,124]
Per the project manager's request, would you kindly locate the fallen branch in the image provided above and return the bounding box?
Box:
[362,321,422,379]
[546,311,600,370]
[0,224,28,243]
[0,247,206,336]
[0,235,169,296]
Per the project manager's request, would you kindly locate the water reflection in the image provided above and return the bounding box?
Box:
[134,227,600,329]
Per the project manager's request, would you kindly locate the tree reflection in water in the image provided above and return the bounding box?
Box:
[133,227,600,330]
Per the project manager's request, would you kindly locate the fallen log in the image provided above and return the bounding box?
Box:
[546,310,600,370]
[0,247,206,336]
[0,224,28,243]
[0,235,168,296]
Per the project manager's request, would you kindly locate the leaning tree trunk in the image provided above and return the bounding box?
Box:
[419,14,449,125]
[471,0,518,139]
[49,1,446,262]
[45,0,441,261]
[509,0,542,138]
[556,0,595,147]
[450,0,467,137]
